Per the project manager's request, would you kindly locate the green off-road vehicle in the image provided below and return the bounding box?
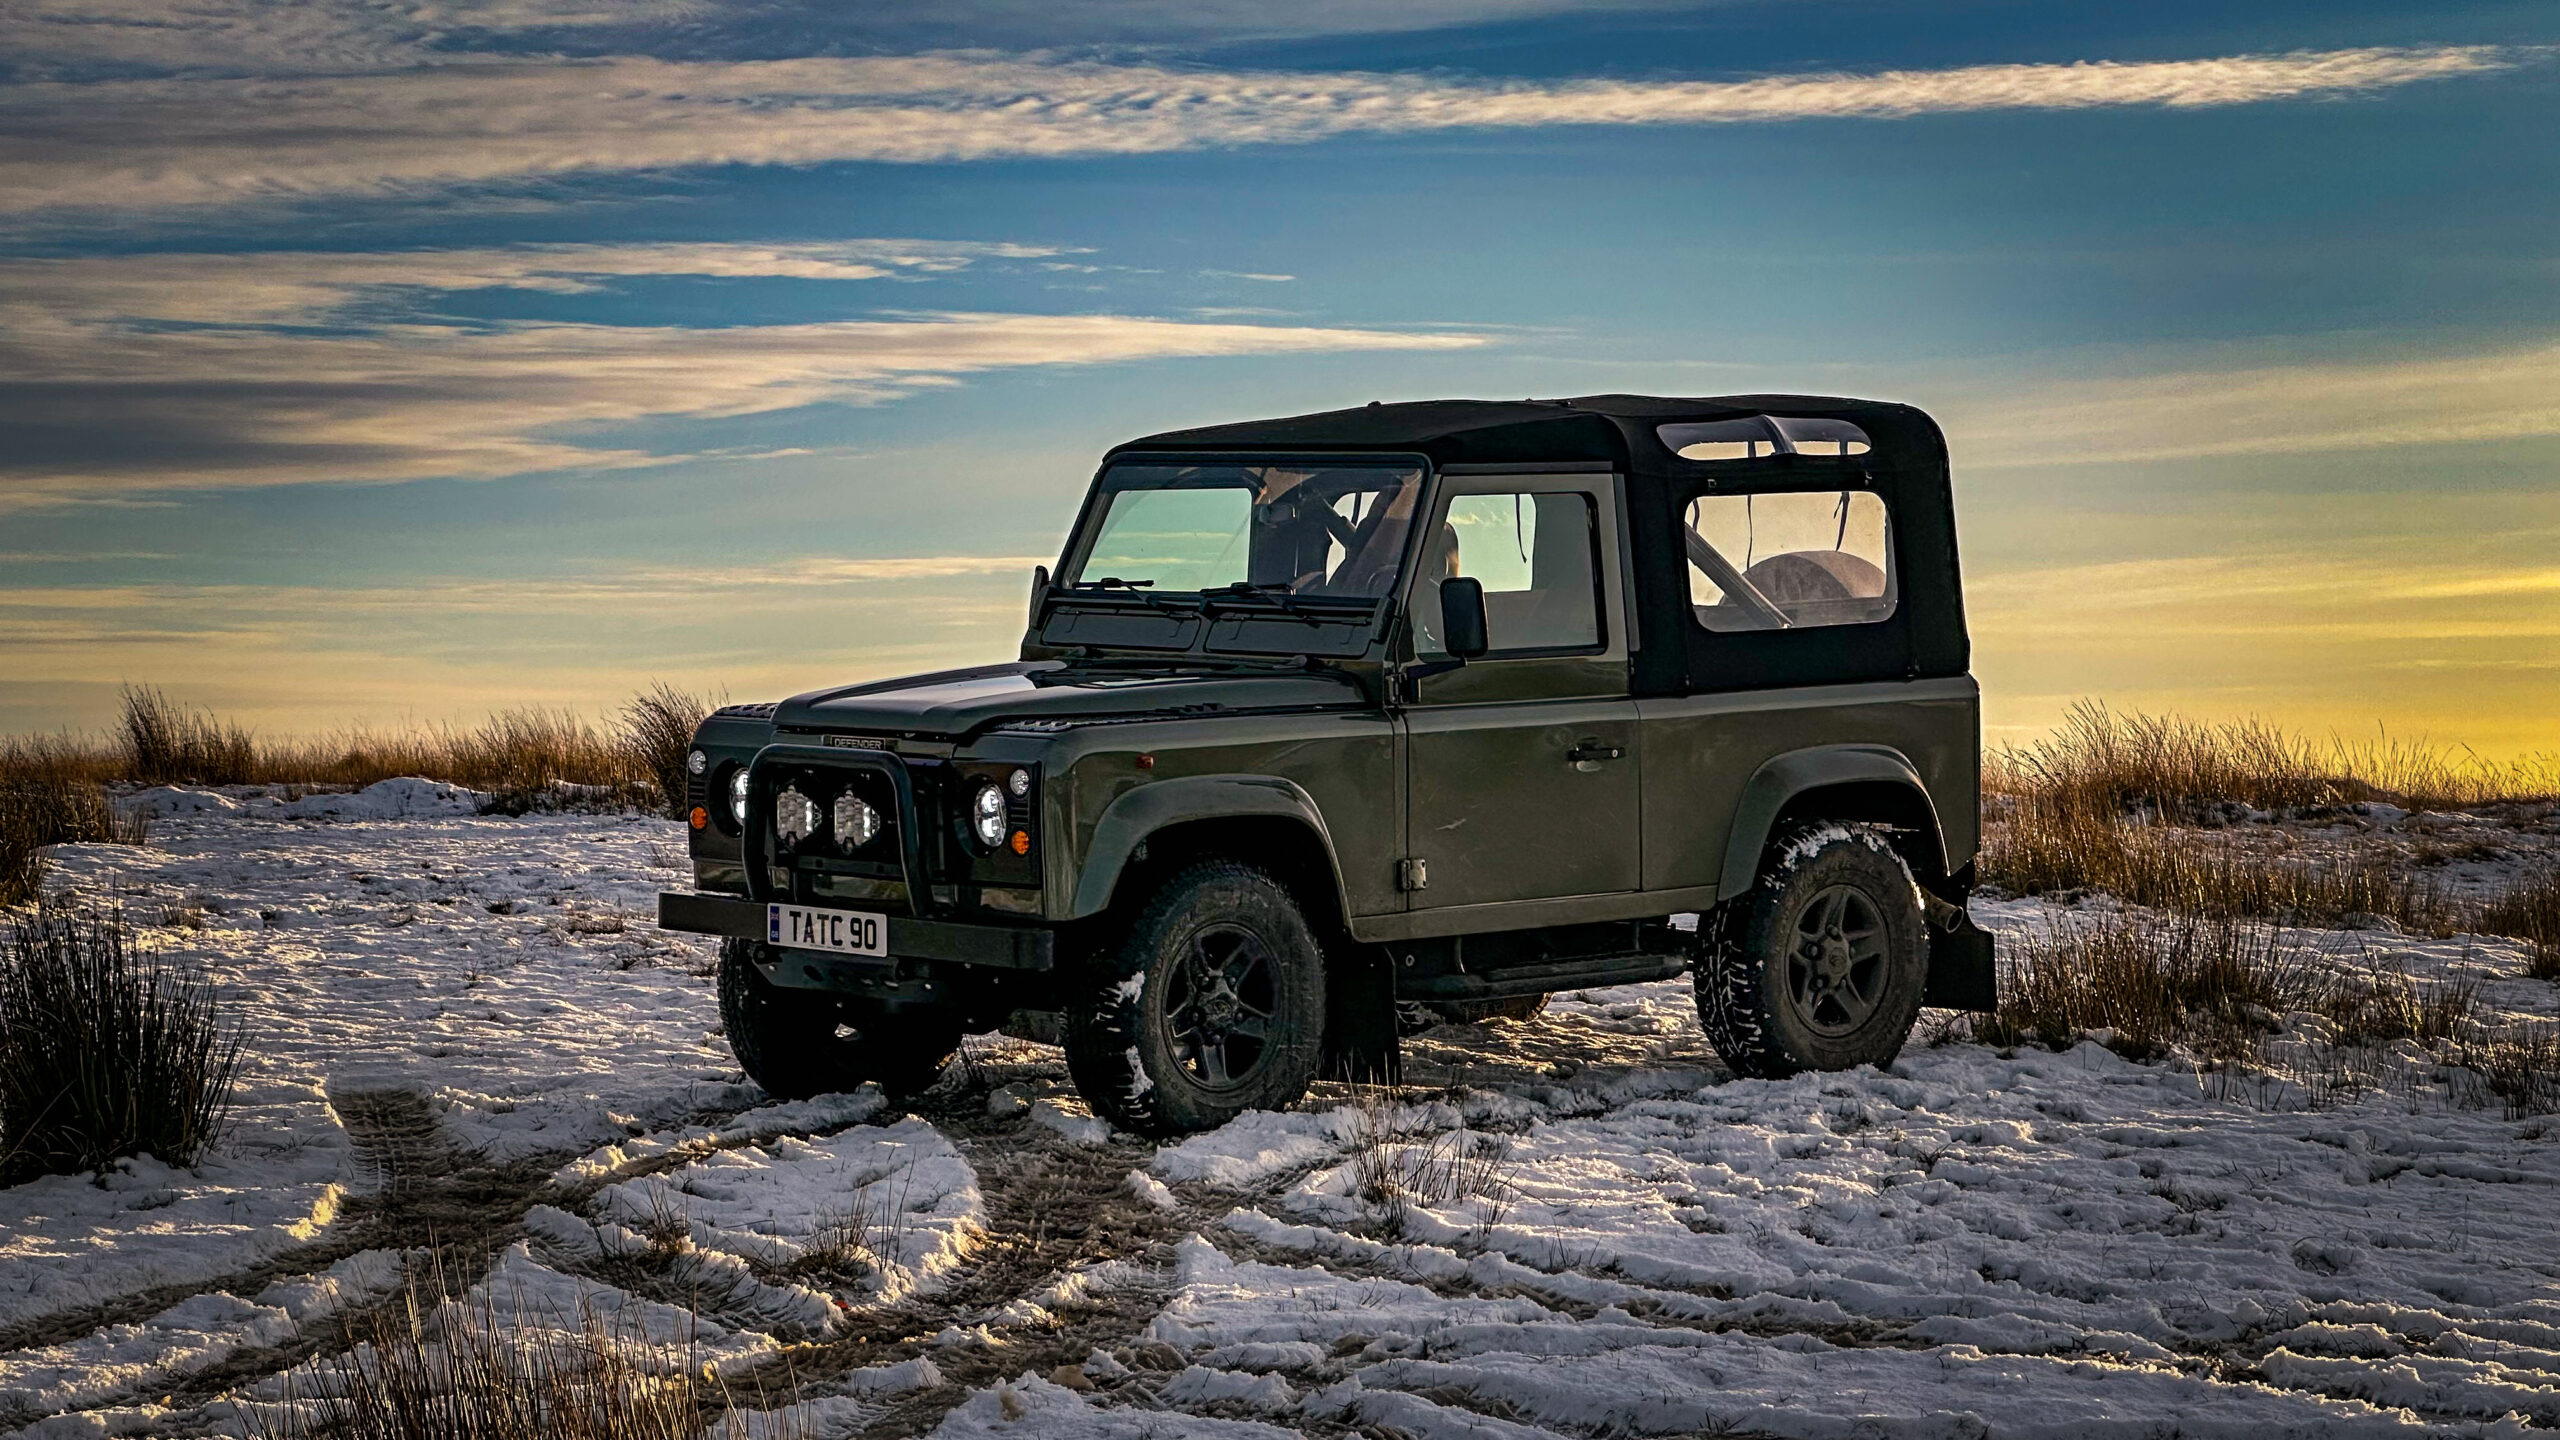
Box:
[659,395,1997,1134]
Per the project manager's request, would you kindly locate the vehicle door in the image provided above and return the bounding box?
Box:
[1398,471,1640,912]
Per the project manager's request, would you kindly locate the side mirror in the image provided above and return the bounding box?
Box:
[1027,564,1050,626]
[1439,576,1489,660]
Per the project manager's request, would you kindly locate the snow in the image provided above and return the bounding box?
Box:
[577,1116,986,1310]
[128,777,488,822]
[5,801,2557,1436]
[1029,1097,1112,1146]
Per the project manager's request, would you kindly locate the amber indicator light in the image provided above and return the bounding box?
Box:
[1136,753,1155,770]
[1009,830,1031,855]
[688,806,708,830]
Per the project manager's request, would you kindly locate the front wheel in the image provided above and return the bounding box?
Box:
[717,939,959,1101]
[1064,862,1326,1136]
[1694,826,1927,1079]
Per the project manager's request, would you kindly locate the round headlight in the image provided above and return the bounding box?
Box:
[728,767,750,824]
[774,786,820,847]
[686,748,708,776]
[833,792,881,851]
[972,782,1007,848]
[1007,767,1032,798]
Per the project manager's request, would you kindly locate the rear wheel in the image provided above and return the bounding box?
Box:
[1694,827,1927,1079]
[1064,862,1326,1136]
[717,939,959,1101]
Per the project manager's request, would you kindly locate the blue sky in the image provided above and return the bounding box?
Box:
[3,0,2554,752]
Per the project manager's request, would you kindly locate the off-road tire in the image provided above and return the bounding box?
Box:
[1433,995,1551,1026]
[1694,826,1927,1079]
[717,938,959,1101]
[1064,861,1327,1136]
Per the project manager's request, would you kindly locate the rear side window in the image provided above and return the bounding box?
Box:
[1686,490,1894,632]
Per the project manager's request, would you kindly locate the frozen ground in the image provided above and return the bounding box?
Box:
[2,788,2555,1437]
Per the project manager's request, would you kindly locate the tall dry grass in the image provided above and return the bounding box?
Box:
[621,683,718,821]
[2477,869,2560,978]
[1,902,240,1184]
[121,686,259,787]
[1,685,718,900]
[1985,702,2558,946]
[1981,909,2322,1056]
[246,1285,808,1440]
[1974,909,2549,1117]
[0,738,149,906]
[1987,700,2559,820]
[0,685,722,807]
[1985,797,2458,933]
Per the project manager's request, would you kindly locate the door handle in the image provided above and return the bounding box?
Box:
[1567,740,1624,768]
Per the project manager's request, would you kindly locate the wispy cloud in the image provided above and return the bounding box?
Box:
[0,0,1702,76]
[0,240,1063,325]
[1947,339,2560,466]
[0,242,1484,506]
[0,45,2530,220]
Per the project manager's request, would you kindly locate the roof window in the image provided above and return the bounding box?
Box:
[1659,415,1869,462]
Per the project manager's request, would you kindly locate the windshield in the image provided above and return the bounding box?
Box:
[1061,461,1425,600]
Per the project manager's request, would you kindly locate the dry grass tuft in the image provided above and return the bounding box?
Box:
[0,902,239,1185]
[620,683,717,822]
[247,1284,808,1440]
[122,686,258,786]
[2450,1025,2560,1120]
[2477,868,2560,979]
[1343,1092,1517,1238]
[1984,797,2454,934]
[1,737,150,906]
[1977,909,2321,1058]
[2319,962,2478,1048]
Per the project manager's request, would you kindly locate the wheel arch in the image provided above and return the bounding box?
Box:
[1718,745,1951,901]
[1069,774,1352,932]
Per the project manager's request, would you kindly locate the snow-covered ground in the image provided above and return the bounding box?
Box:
[3,787,2556,1438]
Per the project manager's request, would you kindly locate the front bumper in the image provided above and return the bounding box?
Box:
[657,892,1055,972]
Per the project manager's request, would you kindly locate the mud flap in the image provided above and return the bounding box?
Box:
[1322,946,1401,1084]
[1924,912,1999,1012]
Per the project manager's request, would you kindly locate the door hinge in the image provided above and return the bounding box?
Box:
[1397,857,1429,892]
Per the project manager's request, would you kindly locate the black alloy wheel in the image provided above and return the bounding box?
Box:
[1780,885,1890,1037]
[1693,826,1928,1079]
[1065,861,1326,1136]
[1159,922,1281,1090]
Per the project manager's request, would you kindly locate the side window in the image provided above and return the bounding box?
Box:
[1418,491,1601,655]
[1686,490,1894,632]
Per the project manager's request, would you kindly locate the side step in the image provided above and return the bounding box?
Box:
[1400,950,1688,1003]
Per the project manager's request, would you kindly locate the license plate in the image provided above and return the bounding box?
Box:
[768,903,887,957]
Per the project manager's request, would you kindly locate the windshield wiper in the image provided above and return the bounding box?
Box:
[1206,580,1319,619]
[1063,576,1178,611]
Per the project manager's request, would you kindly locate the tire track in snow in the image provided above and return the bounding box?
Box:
[702,1104,1192,1438]
[2,1084,873,1430]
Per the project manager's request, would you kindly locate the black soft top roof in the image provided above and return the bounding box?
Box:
[1108,393,1968,696]
[1111,393,1944,477]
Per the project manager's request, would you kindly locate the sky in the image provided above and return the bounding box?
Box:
[1,0,2554,756]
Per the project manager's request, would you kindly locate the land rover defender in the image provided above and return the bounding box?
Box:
[658,395,1997,1135]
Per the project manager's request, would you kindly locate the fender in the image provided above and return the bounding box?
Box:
[1068,773,1350,920]
[1716,744,1947,901]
